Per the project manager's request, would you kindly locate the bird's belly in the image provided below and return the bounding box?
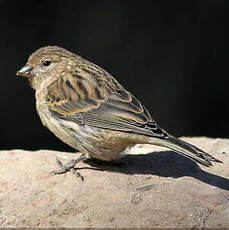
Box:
[36,98,143,161]
[53,118,141,161]
[59,119,135,160]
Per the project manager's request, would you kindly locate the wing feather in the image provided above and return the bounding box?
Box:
[46,70,165,138]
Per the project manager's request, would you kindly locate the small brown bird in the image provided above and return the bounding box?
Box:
[17,46,222,179]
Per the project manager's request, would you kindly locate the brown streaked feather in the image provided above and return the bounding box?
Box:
[46,63,165,138]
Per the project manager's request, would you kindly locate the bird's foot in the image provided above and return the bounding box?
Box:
[51,153,89,181]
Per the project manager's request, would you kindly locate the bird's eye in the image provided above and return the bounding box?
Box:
[43,60,51,66]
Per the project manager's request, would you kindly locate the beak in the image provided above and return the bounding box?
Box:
[17,64,34,78]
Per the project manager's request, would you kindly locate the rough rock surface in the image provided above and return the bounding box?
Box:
[0,137,229,228]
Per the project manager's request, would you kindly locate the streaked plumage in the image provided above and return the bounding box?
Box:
[17,46,222,178]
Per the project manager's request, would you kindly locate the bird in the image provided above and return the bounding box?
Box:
[17,46,222,179]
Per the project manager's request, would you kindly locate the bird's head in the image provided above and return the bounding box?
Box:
[17,46,78,90]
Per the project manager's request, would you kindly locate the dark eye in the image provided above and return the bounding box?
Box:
[43,60,51,66]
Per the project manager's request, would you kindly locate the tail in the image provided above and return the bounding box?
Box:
[149,134,223,167]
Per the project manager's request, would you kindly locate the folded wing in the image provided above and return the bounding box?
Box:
[46,71,166,138]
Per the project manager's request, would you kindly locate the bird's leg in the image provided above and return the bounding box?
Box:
[51,153,90,180]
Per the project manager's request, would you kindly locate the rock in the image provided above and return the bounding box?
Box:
[0,137,228,228]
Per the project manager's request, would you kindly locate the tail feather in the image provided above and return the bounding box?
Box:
[151,135,223,167]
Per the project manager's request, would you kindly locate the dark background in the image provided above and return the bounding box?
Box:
[0,0,228,151]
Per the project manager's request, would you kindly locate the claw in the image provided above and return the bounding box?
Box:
[70,168,84,181]
[56,157,63,167]
[50,153,90,180]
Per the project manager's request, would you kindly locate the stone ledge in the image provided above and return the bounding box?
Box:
[0,137,228,228]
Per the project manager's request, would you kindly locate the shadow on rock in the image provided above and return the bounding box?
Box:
[82,150,229,191]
